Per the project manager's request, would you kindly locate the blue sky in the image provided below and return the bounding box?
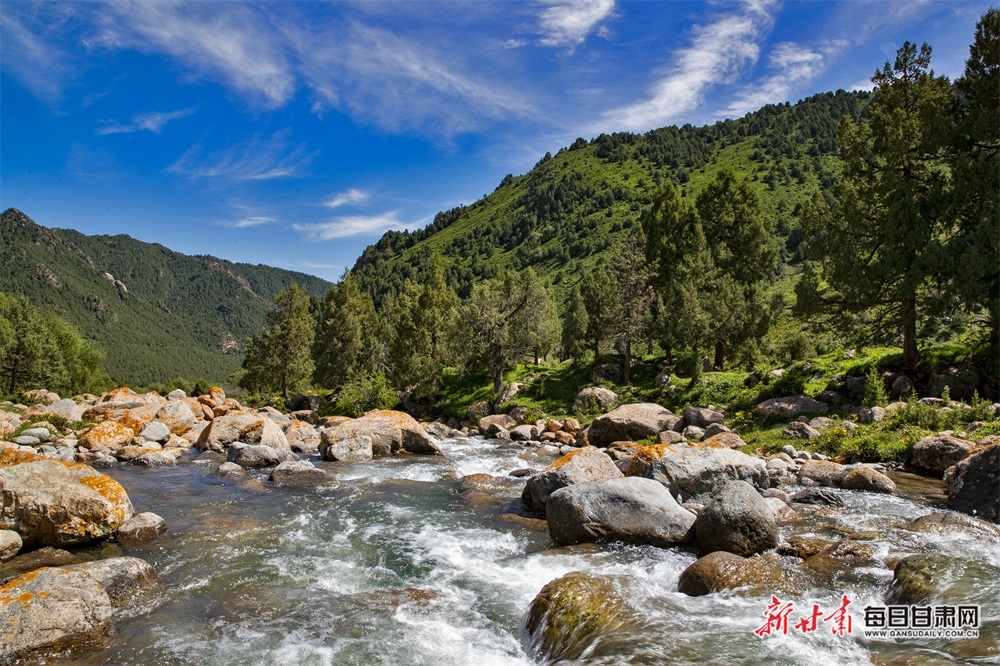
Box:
[1,0,993,282]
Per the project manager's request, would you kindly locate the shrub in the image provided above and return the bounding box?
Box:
[335,372,399,417]
[863,366,888,407]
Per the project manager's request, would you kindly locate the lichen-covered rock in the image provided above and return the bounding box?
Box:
[625,442,768,502]
[946,442,999,523]
[0,449,135,547]
[0,566,113,661]
[521,446,623,515]
[238,417,291,452]
[797,460,850,487]
[195,413,264,453]
[284,420,320,454]
[912,435,976,477]
[79,421,135,451]
[0,531,21,563]
[154,400,198,436]
[702,432,746,449]
[546,477,695,548]
[321,410,441,456]
[526,572,636,663]
[116,512,167,545]
[64,556,157,604]
[588,403,676,448]
[695,481,777,557]
[137,421,171,443]
[841,467,896,494]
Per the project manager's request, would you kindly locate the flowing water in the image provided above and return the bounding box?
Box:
[49,438,1000,665]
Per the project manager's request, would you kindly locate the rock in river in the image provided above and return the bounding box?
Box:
[694,480,778,557]
[521,446,622,515]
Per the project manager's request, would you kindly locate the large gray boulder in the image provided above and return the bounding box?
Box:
[912,435,975,477]
[41,399,86,423]
[226,443,297,468]
[572,387,618,413]
[321,410,441,456]
[64,556,157,604]
[547,477,696,548]
[695,481,778,557]
[756,395,829,418]
[521,447,622,515]
[195,414,262,452]
[797,460,850,487]
[588,403,676,448]
[284,420,321,454]
[946,443,999,523]
[239,418,291,452]
[319,433,374,462]
[625,442,768,502]
[269,460,332,488]
[0,449,135,548]
[683,406,724,428]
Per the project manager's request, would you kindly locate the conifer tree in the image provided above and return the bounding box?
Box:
[561,285,589,362]
[240,283,314,399]
[312,274,376,390]
[580,266,618,362]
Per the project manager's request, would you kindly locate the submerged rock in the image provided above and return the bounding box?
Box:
[546,477,695,548]
[887,553,1000,605]
[526,572,636,663]
[678,551,797,597]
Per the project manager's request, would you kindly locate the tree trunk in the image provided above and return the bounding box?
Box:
[492,365,504,394]
[713,340,725,371]
[623,337,632,386]
[902,296,918,368]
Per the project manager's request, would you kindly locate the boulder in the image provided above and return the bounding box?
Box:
[887,553,1000,605]
[521,447,622,515]
[238,418,291,452]
[319,434,374,463]
[0,449,134,548]
[509,424,539,442]
[702,432,746,450]
[196,414,263,453]
[625,442,768,502]
[790,488,844,507]
[153,400,197,436]
[695,481,778,557]
[911,435,975,477]
[115,512,167,545]
[797,460,850,487]
[678,551,790,597]
[478,414,517,433]
[683,406,724,428]
[269,460,331,487]
[79,421,135,451]
[891,375,915,398]
[284,420,321,454]
[216,462,249,479]
[682,425,706,441]
[525,572,635,663]
[946,443,999,523]
[0,566,112,661]
[588,403,676,448]
[494,383,522,410]
[467,401,491,422]
[40,399,86,422]
[137,421,171,444]
[906,511,1000,539]
[783,422,820,439]
[572,387,618,413]
[0,531,21,563]
[321,410,441,456]
[64,556,157,604]
[703,423,730,438]
[226,443,296,468]
[547,477,696,548]
[756,395,829,418]
[590,363,621,384]
[841,467,896,494]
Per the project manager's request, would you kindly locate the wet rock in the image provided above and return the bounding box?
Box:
[269,460,331,487]
[526,572,636,663]
[778,536,834,560]
[800,541,883,585]
[547,477,696,548]
[0,548,83,584]
[319,434,374,463]
[521,446,623,515]
[790,488,845,507]
[226,443,297,468]
[841,467,896,494]
[115,512,167,545]
[946,443,999,523]
[0,566,112,661]
[130,452,177,468]
[625,442,768,502]
[906,511,1000,539]
[887,553,1000,605]
[797,460,849,487]
[756,395,828,418]
[64,556,157,604]
[0,531,21,563]
[912,435,975,476]
[321,410,441,456]
[695,480,778,557]
[0,449,134,548]
[216,462,249,479]
[587,403,675,447]
[678,551,792,597]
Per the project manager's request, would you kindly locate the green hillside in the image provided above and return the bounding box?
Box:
[352,90,870,305]
[0,209,331,386]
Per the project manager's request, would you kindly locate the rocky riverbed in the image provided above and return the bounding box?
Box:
[2,387,998,664]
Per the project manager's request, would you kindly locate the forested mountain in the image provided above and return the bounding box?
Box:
[0,209,330,385]
[352,90,871,306]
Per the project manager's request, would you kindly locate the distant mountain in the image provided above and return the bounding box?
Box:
[0,209,331,386]
[352,90,871,306]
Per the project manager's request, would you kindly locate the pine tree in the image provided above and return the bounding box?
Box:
[240,283,315,399]
[312,274,376,390]
[561,285,589,362]
[613,229,654,385]
[580,266,618,362]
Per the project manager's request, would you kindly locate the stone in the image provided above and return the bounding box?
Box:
[682,425,706,441]
[780,444,797,458]
[269,460,331,487]
[808,417,833,430]
[703,432,745,449]
[587,403,676,448]
[239,418,291,452]
[0,448,134,548]
[130,452,176,468]
[0,566,112,661]
[319,434,374,463]
[137,421,171,443]
[521,447,623,515]
[562,418,581,433]
[856,406,886,424]
[887,554,1000,605]
[64,556,157,604]
[478,414,517,433]
[153,400,198,436]
[195,414,263,453]
[116,512,167,545]
[11,437,39,446]
[572,387,618,413]
[911,435,975,477]
[683,406,724,428]
[891,375,915,398]
[493,382,523,410]
[467,401,491,422]
[624,442,768,502]
[906,511,1000,539]
[547,477,696,548]
[657,430,684,445]
[790,488,844,507]
[695,480,778,557]
[38,399,85,422]
[284,420,320,454]
[590,362,622,384]
[216,462,249,479]
[0,531,21,563]
[841,467,896,494]
[226,443,296,468]
[525,572,636,663]
[797,460,850,486]
[703,423,731,438]
[321,410,441,456]
[783,421,820,439]
[678,551,793,597]
[756,395,829,418]
[79,421,135,451]
[509,424,539,441]
[946,443,999,523]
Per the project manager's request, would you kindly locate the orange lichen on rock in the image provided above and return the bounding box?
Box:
[79,421,135,451]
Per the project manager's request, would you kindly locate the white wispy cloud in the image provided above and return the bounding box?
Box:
[537,0,616,48]
[719,41,842,118]
[324,188,370,209]
[293,211,421,240]
[169,132,312,180]
[222,215,277,229]
[597,0,776,133]
[0,5,78,103]
[96,107,196,135]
